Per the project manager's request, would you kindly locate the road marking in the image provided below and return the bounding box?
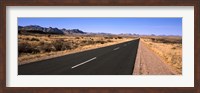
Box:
[71,57,97,69]
[113,47,120,50]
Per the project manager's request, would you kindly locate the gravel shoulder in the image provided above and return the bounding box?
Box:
[133,40,177,75]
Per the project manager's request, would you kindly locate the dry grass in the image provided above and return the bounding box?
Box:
[141,36,182,74]
[18,34,134,65]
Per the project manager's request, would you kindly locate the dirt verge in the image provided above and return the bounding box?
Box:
[133,39,178,75]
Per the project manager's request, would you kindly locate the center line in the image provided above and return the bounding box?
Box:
[113,47,120,50]
[71,57,97,69]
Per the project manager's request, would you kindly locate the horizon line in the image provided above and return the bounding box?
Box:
[18,24,182,36]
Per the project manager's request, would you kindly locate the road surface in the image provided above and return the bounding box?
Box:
[18,39,139,75]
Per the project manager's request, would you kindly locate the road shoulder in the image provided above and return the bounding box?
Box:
[133,40,177,75]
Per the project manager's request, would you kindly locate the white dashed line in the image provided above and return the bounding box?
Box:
[113,47,120,50]
[71,57,97,69]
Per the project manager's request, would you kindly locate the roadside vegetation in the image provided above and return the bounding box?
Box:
[18,34,134,65]
[141,36,182,74]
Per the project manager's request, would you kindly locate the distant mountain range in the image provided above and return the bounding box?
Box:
[18,25,86,35]
[18,25,180,37]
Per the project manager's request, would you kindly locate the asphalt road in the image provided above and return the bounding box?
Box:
[18,39,139,75]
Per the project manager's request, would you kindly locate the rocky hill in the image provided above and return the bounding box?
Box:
[18,25,86,35]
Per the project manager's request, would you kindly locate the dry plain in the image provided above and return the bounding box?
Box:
[18,34,135,65]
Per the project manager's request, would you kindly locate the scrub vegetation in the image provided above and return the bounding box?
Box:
[141,36,182,74]
[18,34,134,65]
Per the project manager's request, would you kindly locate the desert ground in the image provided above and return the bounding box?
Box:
[18,34,135,65]
[18,33,182,75]
[141,36,182,74]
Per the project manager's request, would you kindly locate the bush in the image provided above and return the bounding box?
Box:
[118,37,123,39]
[48,34,51,37]
[81,40,95,45]
[42,43,56,52]
[171,47,176,49]
[151,38,182,44]
[107,40,112,42]
[30,37,40,41]
[95,40,106,44]
[87,40,95,44]
[81,40,87,43]
[75,37,80,39]
[18,42,30,55]
[18,42,40,55]
[52,40,73,51]
[25,38,30,40]
[63,42,73,50]
[90,38,94,41]
[104,37,113,39]
[52,40,64,51]
[39,41,45,45]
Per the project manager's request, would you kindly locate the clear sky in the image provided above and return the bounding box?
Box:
[18,18,182,35]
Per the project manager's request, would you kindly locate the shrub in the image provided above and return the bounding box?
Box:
[95,40,106,44]
[42,43,56,52]
[48,34,51,37]
[62,42,73,50]
[151,38,182,44]
[118,37,123,39]
[25,38,30,40]
[32,47,41,54]
[52,40,73,51]
[104,37,113,39]
[107,40,112,42]
[80,40,88,46]
[87,40,95,44]
[171,47,176,50]
[18,42,40,55]
[81,40,87,43]
[52,40,64,51]
[81,40,95,45]
[39,41,45,45]
[18,42,30,55]
[90,38,94,41]
[30,37,40,41]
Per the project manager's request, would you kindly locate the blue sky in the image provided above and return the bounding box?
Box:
[18,18,182,35]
